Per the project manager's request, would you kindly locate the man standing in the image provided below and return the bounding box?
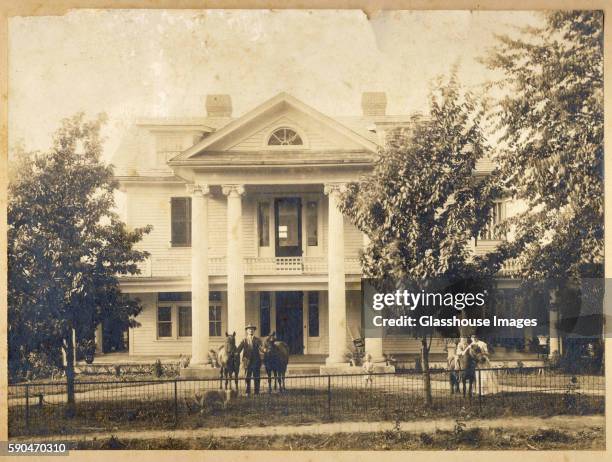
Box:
[236,324,263,395]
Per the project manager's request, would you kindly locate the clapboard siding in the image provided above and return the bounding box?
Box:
[126,184,228,275]
[208,195,227,258]
[382,337,446,355]
[344,218,363,257]
[242,198,257,258]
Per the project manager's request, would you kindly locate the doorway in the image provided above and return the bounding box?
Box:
[274,198,302,257]
[275,291,304,354]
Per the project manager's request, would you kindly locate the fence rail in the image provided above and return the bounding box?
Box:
[8,367,605,437]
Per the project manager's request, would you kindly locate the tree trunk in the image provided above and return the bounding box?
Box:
[64,336,76,418]
[421,337,432,406]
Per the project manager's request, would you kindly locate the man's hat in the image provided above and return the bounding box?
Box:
[245,324,257,330]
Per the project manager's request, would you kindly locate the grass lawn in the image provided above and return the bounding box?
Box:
[9,387,604,438]
[71,425,605,450]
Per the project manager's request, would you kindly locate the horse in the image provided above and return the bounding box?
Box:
[262,332,289,393]
[458,344,481,399]
[218,332,240,390]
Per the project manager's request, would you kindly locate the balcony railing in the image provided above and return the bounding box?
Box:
[129,256,519,279]
[498,258,522,277]
[131,256,363,278]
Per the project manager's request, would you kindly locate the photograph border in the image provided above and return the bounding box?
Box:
[0,1,609,460]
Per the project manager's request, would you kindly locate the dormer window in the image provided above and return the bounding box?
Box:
[268,128,303,146]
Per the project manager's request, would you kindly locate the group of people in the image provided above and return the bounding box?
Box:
[216,323,289,395]
[448,334,498,395]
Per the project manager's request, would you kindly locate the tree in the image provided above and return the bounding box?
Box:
[8,113,151,414]
[340,75,501,404]
[484,11,604,358]
[484,11,603,280]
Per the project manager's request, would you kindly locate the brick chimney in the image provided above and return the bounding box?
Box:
[206,94,232,117]
[361,92,387,116]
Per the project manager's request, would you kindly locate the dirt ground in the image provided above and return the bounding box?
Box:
[11,414,605,451]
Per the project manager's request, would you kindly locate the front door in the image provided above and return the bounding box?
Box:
[274,198,302,257]
[275,291,304,354]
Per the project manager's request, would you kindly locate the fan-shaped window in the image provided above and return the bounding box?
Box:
[268,128,303,146]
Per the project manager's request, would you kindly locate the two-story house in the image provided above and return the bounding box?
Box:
[110,92,548,374]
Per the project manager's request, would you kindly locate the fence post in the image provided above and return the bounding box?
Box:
[477,369,482,413]
[25,384,30,434]
[327,375,332,419]
[174,379,178,427]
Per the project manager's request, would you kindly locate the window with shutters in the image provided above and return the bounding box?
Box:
[171,197,191,247]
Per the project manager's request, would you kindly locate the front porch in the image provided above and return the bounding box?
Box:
[82,350,545,374]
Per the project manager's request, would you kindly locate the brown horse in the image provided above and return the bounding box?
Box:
[457,344,483,399]
[262,332,289,393]
[218,332,240,390]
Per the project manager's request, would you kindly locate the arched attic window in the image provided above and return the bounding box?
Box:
[267,128,303,146]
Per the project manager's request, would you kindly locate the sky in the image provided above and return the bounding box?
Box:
[9,9,543,160]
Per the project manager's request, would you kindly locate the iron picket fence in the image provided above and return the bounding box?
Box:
[7,367,605,437]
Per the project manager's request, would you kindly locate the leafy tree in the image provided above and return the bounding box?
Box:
[483,11,604,358]
[340,76,501,404]
[8,113,151,413]
[484,11,603,280]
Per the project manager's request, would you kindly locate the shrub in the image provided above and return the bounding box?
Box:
[154,359,163,378]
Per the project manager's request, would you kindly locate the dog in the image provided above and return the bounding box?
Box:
[190,389,237,415]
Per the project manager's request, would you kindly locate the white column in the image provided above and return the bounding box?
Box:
[94,324,103,354]
[324,183,347,365]
[223,185,246,336]
[189,183,210,365]
[365,337,386,364]
[361,232,385,363]
[548,288,560,358]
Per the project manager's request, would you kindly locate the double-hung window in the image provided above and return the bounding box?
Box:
[157,292,192,339]
[209,292,223,337]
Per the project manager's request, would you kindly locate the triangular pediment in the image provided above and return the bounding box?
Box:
[174,93,378,161]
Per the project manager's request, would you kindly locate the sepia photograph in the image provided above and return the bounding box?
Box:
[3,4,606,454]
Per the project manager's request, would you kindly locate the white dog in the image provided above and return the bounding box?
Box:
[191,389,237,414]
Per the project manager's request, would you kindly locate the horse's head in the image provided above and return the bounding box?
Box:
[224,331,237,354]
[262,332,276,354]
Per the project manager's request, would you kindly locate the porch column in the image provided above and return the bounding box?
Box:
[223,185,246,336]
[548,288,560,358]
[94,324,103,354]
[362,232,385,363]
[325,183,347,365]
[190,183,210,365]
[365,337,386,363]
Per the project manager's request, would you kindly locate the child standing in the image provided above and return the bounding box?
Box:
[363,353,375,387]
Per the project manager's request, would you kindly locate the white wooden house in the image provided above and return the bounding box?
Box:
[109,92,548,371]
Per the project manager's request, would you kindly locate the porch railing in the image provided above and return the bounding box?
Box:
[132,256,362,277]
[131,256,518,278]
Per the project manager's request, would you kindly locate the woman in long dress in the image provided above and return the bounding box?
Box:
[467,335,499,395]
